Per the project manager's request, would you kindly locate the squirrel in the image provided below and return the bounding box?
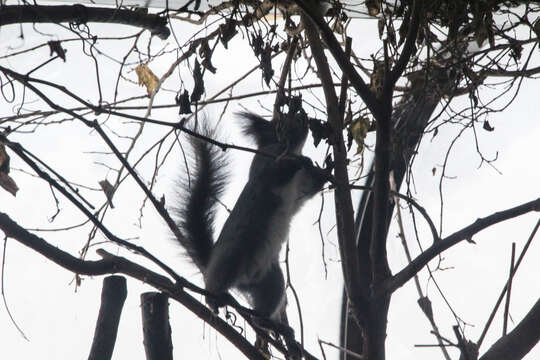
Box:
[174,103,329,323]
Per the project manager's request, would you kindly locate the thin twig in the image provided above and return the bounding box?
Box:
[477,218,540,347]
[384,204,540,296]
[391,174,451,360]
[502,242,516,336]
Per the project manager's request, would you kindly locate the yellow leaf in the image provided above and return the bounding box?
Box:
[350,116,370,154]
[135,64,159,95]
[366,0,381,16]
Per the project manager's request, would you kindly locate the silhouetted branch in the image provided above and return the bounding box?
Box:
[350,185,439,243]
[382,198,540,295]
[0,212,314,360]
[88,276,128,360]
[502,243,516,336]
[141,292,173,360]
[294,0,381,118]
[478,219,540,347]
[0,212,268,360]
[0,134,183,283]
[302,12,361,307]
[390,0,421,84]
[0,5,170,39]
[479,299,540,360]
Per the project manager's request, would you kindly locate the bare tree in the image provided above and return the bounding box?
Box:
[0,1,539,359]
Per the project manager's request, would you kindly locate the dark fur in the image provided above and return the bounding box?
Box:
[174,113,327,319]
[175,125,228,272]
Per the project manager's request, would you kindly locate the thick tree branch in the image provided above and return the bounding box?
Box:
[370,108,393,286]
[88,276,128,360]
[382,198,540,295]
[349,185,439,244]
[390,0,422,85]
[0,67,186,258]
[140,292,173,360]
[0,212,111,275]
[0,5,170,39]
[0,212,268,360]
[479,299,540,360]
[294,0,382,119]
[478,219,540,347]
[302,14,361,306]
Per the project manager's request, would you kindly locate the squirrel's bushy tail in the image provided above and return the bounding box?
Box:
[174,125,228,273]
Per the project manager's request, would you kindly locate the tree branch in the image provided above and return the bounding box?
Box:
[1,134,183,284]
[390,0,422,85]
[140,292,173,360]
[478,219,540,347]
[0,5,170,39]
[88,276,128,360]
[349,185,440,244]
[382,198,540,295]
[294,0,381,119]
[302,13,361,305]
[0,212,268,360]
[479,299,540,360]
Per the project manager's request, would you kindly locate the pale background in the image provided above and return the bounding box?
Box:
[0,1,539,359]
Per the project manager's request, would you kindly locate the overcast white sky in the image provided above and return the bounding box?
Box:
[0,2,539,360]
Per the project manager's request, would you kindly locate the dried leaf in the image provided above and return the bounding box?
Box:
[191,60,205,102]
[366,0,381,16]
[99,179,115,208]
[219,19,237,49]
[135,64,159,96]
[350,116,370,154]
[261,43,274,86]
[251,32,264,58]
[308,118,332,147]
[0,143,9,173]
[509,40,523,62]
[201,58,217,74]
[0,173,18,196]
[48,40,67,62]
[199,39,217,74]
[370,60,385,99]
[417,296,434,322]
[0,144,17,196]
[432,127,439,140]
[176,90,192,114]
[331,18,345,34]
[483,120,495,132]
[378,18,385,39]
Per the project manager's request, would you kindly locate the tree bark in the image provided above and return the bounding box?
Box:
[341,63,459,359]
[0,5,170,39]
[141,292,173,360]
[88,276,128,360]
[479,299,540,360]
